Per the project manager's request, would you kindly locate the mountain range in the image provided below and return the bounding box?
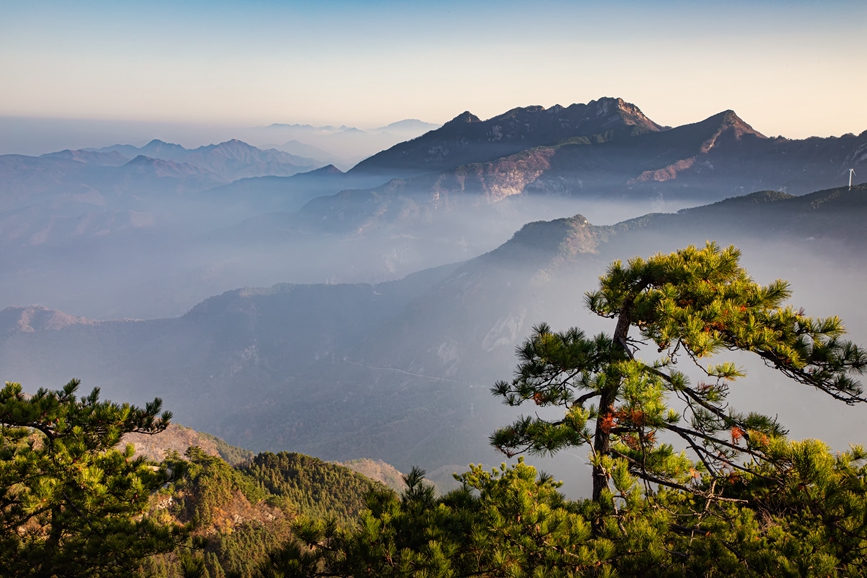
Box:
[209,98,866,247]
[3,182,865,494]
[294,104,866,237]
[351,97,663,177]
[3,99,867,489]
[2,96,866,323]
[0,139,320,214]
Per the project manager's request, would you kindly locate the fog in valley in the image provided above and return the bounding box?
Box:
[1,190,678,320]
[8,1,867,573]
[2,99,866,499]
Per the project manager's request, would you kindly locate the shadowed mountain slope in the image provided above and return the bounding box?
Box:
[204,164,389,213]
[351,97,663,177]
[297,111,866,236]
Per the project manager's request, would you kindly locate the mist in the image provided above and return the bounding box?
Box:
[0,167,684,320]
[1,107,866,501]
[0,115,440,164]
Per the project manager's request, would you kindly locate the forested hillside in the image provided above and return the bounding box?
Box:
[143,445,387,577]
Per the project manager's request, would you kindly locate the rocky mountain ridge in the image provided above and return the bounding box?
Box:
[292,109,865,236]
[351,97,663,177]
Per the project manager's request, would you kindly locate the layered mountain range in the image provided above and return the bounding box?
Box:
[293,105,866,235]
[0,138,318,209]
[200,98,867,248]
[2,96,866,321]
[3,99,867,494]
[3,183,866,493]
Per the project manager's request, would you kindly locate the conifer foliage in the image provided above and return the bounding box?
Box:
[268,448,867,577]
[490,242,867,501]
[265,243,867,577]
[0,379,179,577]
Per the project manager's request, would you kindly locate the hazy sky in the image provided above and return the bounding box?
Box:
[1,0,865,138]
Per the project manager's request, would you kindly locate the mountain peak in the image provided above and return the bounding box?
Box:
[444,111,482,126]
[141,139,186,154]
[375,119,441,133]
[126,154,156,165]
[304,164,344,176]
[216,139,252,148]
[0,305,96,334]
[122,155,203,178]
[711,109,765,138]
[486,214,600,264]
[588,97,661,130]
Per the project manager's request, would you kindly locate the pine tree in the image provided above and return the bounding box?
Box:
[262,243,867,576]
[490,242,867,502]
[0,379,181,577]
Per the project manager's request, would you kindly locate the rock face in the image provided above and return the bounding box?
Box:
[337,458,406,492]
[121,423,228,463]
[0,306,96,334]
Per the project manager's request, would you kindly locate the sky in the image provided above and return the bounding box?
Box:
[1,0,866,139]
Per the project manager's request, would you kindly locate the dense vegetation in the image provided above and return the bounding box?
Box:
[3,242,867,576]
[492,242,866,500]
[268,243,867,576]
[0,380,180,577]
[274,447,867,576]
[143,449,381,578]
[245,452,382,522]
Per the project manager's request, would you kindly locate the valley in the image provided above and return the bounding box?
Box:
[5,3,867,573]
[3,172,866,495]
[2,98,867,497]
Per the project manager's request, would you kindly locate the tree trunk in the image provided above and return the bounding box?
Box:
[591,385,617,502]
[591,297,634,503]
[37,506,63,578]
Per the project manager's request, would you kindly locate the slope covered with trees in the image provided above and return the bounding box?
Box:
[141,447,386,577]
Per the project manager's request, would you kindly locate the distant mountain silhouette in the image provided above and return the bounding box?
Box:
[40,149,130,166]
[249,120,441,161]
[370,119,441,134]
[0,139,323,224]
[91,138,320,180]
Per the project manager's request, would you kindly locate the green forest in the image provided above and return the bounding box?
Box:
[3,243,867,577]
